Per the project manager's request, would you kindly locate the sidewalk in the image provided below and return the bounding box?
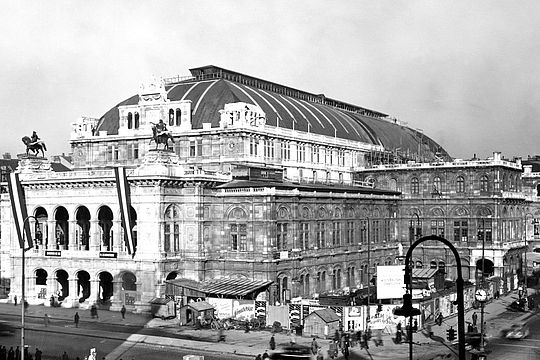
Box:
[0,292,535,360]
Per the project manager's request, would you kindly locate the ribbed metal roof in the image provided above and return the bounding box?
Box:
[96,66,449,160]
[166,277,273,298]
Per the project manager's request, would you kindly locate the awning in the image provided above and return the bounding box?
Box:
[412,268,439,279]
[166,278,273,299]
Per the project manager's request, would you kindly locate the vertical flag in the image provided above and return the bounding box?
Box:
[114,167,136,257]
[7,172,33,249]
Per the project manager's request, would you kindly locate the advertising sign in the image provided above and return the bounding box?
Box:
[376,265,406,299]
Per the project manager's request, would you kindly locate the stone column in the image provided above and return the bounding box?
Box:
[90,220,100,252]
[110,279,123,311]
[47,220,56,250]
[63,276,79,308]
[113,220,122,253]
[90,279,101,304]
[69,220,77,251]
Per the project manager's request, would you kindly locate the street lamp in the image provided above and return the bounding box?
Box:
[396,235,466,360]
[21,215,36,360]
[361,218,371,330]
[475,289,487,354]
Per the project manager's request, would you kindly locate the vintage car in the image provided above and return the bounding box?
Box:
[269,344,315,360]
[0,321,16,336]
[504,323,530,340]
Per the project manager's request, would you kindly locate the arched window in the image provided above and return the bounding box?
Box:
[430,261,437,269]
[164,205,181,253]
[122,272,137,291]
[480,175,489,192]
[456,176,465,193]
[134,112,140,129]
[169,109,174,126]
[411,177,419,194]
[433,177,441,192]
[127,113,133,129]
[175,108,181,126]
[415,260,423,269]
[536,184,540,197]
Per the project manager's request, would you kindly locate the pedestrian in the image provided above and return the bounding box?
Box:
[436,313,443,326]
[471,311,478,326]
[74,312,80,327]
[217,327,226,342]
[44,314,49,327]
[289,330,296,345]
[413,319,418,332]
[34,348,42,360]
[311,337,319,355]
[7,347,14,360]
[244,320,250,333]
[0,345,6,360]
[269,334,276,350]
[342,344,350,360]
[14,347,19,360]
[255,355,262,360]
[13,295,17,306]
[121,305,126,319]
[262,350,269,359]
[61,351,69,360]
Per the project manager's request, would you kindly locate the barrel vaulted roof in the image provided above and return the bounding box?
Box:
[96,66,449,159]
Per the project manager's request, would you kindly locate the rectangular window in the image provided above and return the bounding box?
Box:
[477,219,492,242]
[360,220,368,244]
[373,220,380,243]
[190,140,197,157]
[231,224,238,251]
[239,224,247,251]
[453,220,468,242]
[332,222,341,246]
[300,223,309,250]
[430,220,445,237]
[277,223,288,250]
[173,223,180,252]
[347,221,354,245]
[297,143,305,162]
[316,222,325,248]
[164,224,171,252]
[280,141,290,160]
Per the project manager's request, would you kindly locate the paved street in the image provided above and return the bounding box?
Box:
[0,291,536,360]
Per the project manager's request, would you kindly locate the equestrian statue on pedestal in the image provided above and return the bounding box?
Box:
[22,131,47,157]
[150,119,175,150]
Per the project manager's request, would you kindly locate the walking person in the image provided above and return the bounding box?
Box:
[121,305,126,319]
[74,312,80,328]
[269,334,276,350]
[13,296,17,306]
[7,347,14,360]
[34,348,42,360]
[471,311,478,326]
[44,313,49,327]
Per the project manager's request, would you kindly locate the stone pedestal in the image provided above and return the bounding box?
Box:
[17,156,53,174]
[134,149,184,177]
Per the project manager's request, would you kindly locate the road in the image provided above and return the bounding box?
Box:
[484,311,540,360]
[0,313,251,360]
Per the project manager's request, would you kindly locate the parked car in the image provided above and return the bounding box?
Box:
[269,344,315,360]
[503,323,530,340]
[0,321,16,336]
[508,299,527,312]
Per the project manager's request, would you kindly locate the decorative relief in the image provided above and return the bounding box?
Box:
[301,207,310,219]
[277,207,290,219]
[430,207,444,217]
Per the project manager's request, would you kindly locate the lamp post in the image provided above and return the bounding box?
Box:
[21,215,36,360]
[362,218,371,330]
[396,235,466,360]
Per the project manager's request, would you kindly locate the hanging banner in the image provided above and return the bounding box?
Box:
[114,167,136,257]
[7,172,32,249]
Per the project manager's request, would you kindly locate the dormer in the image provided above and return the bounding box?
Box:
[219,102,266,129]
[70,117,100,140]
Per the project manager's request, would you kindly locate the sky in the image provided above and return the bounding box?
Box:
[1,0,539,160]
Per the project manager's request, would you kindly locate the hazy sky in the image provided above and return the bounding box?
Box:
[1,0,539,160]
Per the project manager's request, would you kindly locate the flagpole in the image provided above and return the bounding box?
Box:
[21,215,35,360]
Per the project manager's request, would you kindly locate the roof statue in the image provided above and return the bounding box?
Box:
[150,119,175,150]
[22,131,47,157]
[139,75,167,103]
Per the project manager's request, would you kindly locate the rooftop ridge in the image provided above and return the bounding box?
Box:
[163,65,390,120]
